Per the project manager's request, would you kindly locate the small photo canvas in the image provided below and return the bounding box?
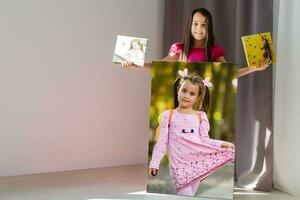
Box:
[112,35,148,67]
[242,32,276,67]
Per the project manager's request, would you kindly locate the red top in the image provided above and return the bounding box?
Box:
[169,42,224,62]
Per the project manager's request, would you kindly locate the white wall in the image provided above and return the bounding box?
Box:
[0,0,165,177]
[273,0,300,197]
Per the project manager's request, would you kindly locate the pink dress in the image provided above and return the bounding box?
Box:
[169,42,224,62]
[149,110,235,192]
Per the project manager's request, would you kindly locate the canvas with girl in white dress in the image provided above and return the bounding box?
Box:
[113,35,147,67]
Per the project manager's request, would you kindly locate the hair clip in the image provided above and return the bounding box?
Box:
[203,77,212,88]
[178,68,188,78]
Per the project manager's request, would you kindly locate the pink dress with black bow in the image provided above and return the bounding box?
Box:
[149,110,234,192]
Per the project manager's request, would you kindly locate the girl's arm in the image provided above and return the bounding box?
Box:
[122,54,178,69]
[144,55,178,69]
[199,111,235,149]
[216,56,270,77]
[149,110,171,170]
[198,112,223,148]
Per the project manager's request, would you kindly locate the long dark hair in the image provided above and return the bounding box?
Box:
[173,74,210,113]
[181,8,215,62]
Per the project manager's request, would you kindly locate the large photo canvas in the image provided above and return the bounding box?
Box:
[147,61,237,199]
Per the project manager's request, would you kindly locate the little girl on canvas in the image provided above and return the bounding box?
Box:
[126,38,145,67]
[149,68,235,196]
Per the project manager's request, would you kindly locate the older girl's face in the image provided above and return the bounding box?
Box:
[177,80,200,109]
[191,12,207,41]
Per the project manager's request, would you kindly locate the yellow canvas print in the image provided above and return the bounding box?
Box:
[242,32,276,68]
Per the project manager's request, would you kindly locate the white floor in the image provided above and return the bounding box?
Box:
[0,164,298,200]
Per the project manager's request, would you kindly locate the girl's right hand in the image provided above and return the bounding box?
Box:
[122,60,137,68]
[149,168,158,177]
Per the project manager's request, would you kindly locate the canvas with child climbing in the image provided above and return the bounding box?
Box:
[147,61,237,199]
[241,32,276,67]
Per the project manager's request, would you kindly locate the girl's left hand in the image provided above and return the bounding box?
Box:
[221,142,235,149]
[251,59,270,71]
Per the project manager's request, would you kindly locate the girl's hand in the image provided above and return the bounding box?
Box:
[221,142,235,150]
[122,60,137,68]
[149,168,158,177]
[250,59,270,71]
